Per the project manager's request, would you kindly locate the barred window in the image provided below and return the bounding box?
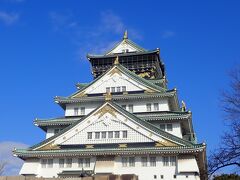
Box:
[41,159,47,168]
[78,158,83,168]
[85,158,90,167]
[150,157,156,167]
[115,131,120,138]
[122,131,127,138]
[101,132,106,139]
[80,107,85,115]
[128,104,133,113]
[74,107,79,116]
[122,157,128,167]
[66,158,72,168]
[47,159,53,168]
[170,156,176,166]
[160,124,165,131]
[129,157,135,167]
[95,132,100,139]
[106,87,110,93]
[87,132,92,139]
[167,124,173,131]
[163,156,169,166]
[59,159,64,168]
[108,131,113,138]
[141,157,147,167]
[146,103,151,112]
[154,103,159,111]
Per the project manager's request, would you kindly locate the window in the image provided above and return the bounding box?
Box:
[122,105,127,110]
[78,158,83,168]
[170,156,176,166]
[122,157,128,167]
[111,87,115,93]
[146,103,151,112]
[174,175,177,179]
[108,131,113,138]
[66,158,72,168]
[74,107,79,116]
[160,124,165,131]
[141,157,147,167]
[117,86,121,92]
[161,175,164,179]
[95,132,100,139]
[115,131,120,138]
[122,131,127,138]
[128,104,133,113]
[80,107,85,115]
[163,156,169,166]
[129,157,135,167]
[87,132,92,139]
[154,103,159,111]
[85,158,90,167]
[106,87,110,93]
[59,159,64,168]
[54,129,60,134]
[41,159,47,168]
[167,124,173,131]
[47,159,53,168]
[154,175,157,179]
[122,86,126,92]
[101,132,106,139]
[150,157,156,167]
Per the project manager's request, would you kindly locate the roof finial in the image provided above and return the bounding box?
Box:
[123,30,128,39]
[105,91,112,101]
[181,100,186,112]
[114,56,119,65]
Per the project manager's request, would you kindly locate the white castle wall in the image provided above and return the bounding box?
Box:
[65,99,170,116]
[20,155,200,180]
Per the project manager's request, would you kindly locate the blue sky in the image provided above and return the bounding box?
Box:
[0,0,240,175]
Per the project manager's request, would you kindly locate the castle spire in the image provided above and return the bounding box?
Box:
[123,30,128,39]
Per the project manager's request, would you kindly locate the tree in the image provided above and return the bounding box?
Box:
[0,161,7,176]
[213,174,240,180]
[208,66,240,176]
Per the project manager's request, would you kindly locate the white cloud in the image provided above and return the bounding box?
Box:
[161,30,175,39]
[0,11,19,25]
[49,10,143,58]
[0,141,28,176]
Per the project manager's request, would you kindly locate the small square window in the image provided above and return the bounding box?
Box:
[122,131,127,138]
[167,124,173,131]
[87,132,92,139]
[95,132,100,139]
[129,157,135,167]
[128,104,133,113]
[154,175,157,179]
[47,159,53,168]
[146,103,151,112]
[122,157,128,167]
[108,131,113,138]
[101,132,106,139]
[106,87,110,93]
[66,158,72,168]
[115,131,120,138]
[122,86,126,92]
[174,175,177,178]
[74,107,79,116]
[163,156,169,166]
[150,157,156,167]
[160,124,166,131]
[78,158,83,168]
[85,158,90,167]
[59,159,64,168]
[41,159,47,168]
[111,87,115,93]
[161,175,164,179]
[154,103,159,111]
[141,157,147,167]
[117,86,121,92]
[80,107,85,115]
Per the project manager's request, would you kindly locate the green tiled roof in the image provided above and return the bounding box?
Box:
[55,90,176,104]
[35,111,191,127]
[67,63,167,99]
[30,101,195,152]
[14,145,205,158]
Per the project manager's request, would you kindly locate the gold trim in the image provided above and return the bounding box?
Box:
[119,144,127,148]
[85,145,94,149]
[94,104,117,118]
[114,56,119,65]
[109,67,122,77]
[105,92,112,101]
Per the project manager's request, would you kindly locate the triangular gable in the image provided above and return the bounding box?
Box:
[32,101,193,151]
[71,64,165,98]
[105,39,146,55]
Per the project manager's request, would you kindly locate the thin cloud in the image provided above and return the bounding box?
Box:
[0,141,28,175]
[49,10,143,58]
[161,30,175,39]
[0,11,19,25]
